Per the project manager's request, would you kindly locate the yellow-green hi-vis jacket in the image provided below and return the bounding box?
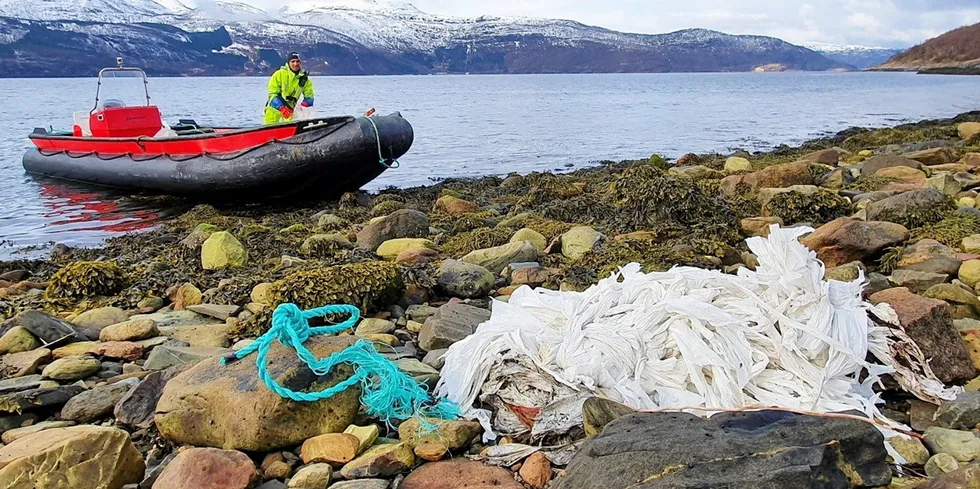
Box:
[264,64,315,124]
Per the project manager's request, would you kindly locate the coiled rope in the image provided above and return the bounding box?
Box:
[222,302,458,427]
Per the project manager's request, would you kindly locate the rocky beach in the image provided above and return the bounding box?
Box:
[2,111,980,489]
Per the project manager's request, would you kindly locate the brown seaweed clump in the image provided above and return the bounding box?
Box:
[608,164,741,241]
[555,239,715,291]
[266,261,404,313]
[517,174,586,207]
[439,228,513,256]
[539,194,616,226]
[875,196,956,230]
[843,175,904,193]
[370,200,407,218]
[763,190,853,226]
[45,261,128,300]
[911,213,980,248]
[840,126,958,151]
[877,246,904,274]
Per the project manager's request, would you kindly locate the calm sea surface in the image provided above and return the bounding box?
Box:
[2,72,979,257]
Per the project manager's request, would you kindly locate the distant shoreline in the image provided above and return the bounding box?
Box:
[0,70,943,80]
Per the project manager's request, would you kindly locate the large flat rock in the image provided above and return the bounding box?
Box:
[553,410,890,489]
[154,336,361,452]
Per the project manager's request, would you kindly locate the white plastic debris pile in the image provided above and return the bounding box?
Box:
[435,225,957,444]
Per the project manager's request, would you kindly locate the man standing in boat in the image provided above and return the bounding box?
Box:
[265,52,315,125]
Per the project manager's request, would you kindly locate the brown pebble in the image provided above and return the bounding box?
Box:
[519,452,552,489]
[414,443,448,462]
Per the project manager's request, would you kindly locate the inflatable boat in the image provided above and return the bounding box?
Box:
[22,62,412,201]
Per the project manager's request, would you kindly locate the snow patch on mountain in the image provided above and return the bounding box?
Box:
[0,0,173,22]
[801,42,892,53]
[0,23,27,43]
[801,41,904,69]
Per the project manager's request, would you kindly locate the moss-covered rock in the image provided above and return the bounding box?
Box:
[278,224,308,235]
[376,238,435,260]
[201,232,247,270]
[724,157,752,173]
[510,228,547,252]
[45,261,127,300]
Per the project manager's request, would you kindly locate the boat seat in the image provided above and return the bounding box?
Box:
[72,111,92,137]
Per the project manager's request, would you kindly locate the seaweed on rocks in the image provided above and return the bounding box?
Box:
[607,164,741,242]
[911,213,980,249]
[264,260,404,318]
[843,175,904,193]
[45,261,128,300]
[371,200,407,218]
[554,239,715,291]
[539,194,615,226]
[841,126,959,151]
[517,174,586,208]
[400,263,439,290]
[762,190,853,226]
[496,213,574,241]
[873,194,956,230]
[450,214,498,234]
[878,246,904,274]
[439,228,513,256]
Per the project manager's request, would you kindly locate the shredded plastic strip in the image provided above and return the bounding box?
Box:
[435,225,960,453]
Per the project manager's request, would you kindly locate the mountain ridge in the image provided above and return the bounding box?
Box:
[0,0,856,76]
[800,42,904,70]
[874,22,980,75]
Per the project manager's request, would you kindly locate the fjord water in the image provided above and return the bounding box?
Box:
[1,72,979,256]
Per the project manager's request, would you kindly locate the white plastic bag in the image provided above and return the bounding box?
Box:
[293,103,318,121]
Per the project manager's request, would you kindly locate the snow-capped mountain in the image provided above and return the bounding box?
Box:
[801,42,904,69]
[0,0,854,76]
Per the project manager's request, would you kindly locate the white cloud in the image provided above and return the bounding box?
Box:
[246,0,980,48]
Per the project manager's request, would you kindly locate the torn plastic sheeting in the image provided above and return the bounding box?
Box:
[474,441,582,467]
[434,225,959,446]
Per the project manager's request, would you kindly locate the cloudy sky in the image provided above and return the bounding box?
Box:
[293,0,980,49]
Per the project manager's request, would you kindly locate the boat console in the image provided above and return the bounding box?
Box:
[73,58,163,138]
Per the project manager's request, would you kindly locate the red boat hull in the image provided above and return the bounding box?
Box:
[22,115,414,201]
[31,123,301,156]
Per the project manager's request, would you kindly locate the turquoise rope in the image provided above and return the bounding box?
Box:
[364,116,400,169]
[222,302,458,427]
